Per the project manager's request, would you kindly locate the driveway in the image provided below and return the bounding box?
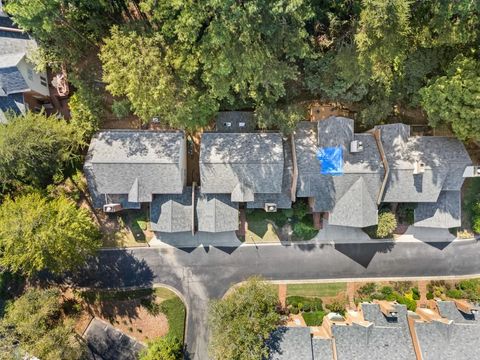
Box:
[74,239,480,360]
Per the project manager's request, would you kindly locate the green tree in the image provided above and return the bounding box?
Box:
[419,55,480,141]
[208,276,280,360]
[0,193,101,277]
[0,288,85,360]
[100,0,313,130]
[0,111,82,191]
[140,336,183,360]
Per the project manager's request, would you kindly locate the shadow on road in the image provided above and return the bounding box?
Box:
[423,241,452,250]
[334,242,395,268]
[68,251,154,288]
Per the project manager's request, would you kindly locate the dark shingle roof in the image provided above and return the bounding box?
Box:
[312,338,334,360]
[414,191,461,228]
[247,138,293,209]
[150,188,193,232]
[0,14,35,56]
[295,121,383,227]
[267,327,313,360]
[332,303,415,360]
[196,192,239,232]
[200,132,284,197]
[376,124,472,203]
[0,64,28,95]
[0,92,23,123]
[84,131,185,205]
[84,318,144,360]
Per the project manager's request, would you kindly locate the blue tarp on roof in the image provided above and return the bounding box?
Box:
[316,147,343,176]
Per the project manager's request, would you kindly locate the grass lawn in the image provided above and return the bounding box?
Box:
[302,310,326,326]
[101,208,153,248]
[287,283,347,298]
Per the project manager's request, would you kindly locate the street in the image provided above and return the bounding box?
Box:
[75,239,480,360]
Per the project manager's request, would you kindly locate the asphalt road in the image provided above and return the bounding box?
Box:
[74,239,480,360]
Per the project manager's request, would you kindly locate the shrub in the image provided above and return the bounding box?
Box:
[395,294,417,311]
[446,289,464,299]
[375,211,397,238]
[292,201,309,220]
[326,300,346,315]
[357,283,376,297]
[426,292,434,300]
[140,335,183,360]
[112,99,132,118]
[286,296,323,312]
[302,310,326,326]
[293,218,318,240]
[380,286,394,297]
[392,281,413,294]
[412,287,420,300]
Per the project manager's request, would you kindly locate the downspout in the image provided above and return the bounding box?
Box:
[290,133,298,202]
[373,129,389,205]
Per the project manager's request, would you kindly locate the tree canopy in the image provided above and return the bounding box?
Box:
[0,111,82,192]
[0,288,85,360]
[208,277,280,360]
[6,0,480,138]
[0,193,101,276]
[140,335,183,360]
[100,0,313,130]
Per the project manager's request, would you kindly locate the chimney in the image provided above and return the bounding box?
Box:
[454,299,479,316]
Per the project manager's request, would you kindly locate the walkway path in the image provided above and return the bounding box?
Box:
[74,239,480,360]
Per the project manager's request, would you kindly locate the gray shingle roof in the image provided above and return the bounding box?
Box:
[0,64,28,94]
[415,318,480,360]
[150,188,193,232]
[312,338,334,360]
[84,318,145,360]
[200,132,284,198]
[437,301,479,323]
[376,124,472,202]
[295,121,383,227]
[317,116,354,148]
[247,139,293,209]
[0,92,23,123]
[267,327,313,360]
[332,304,415,360]
[84,131,185,205]
[414,191,461,228]
[196,192,239,232]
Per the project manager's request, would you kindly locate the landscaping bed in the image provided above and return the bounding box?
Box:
[246,201,318,242]
[70,287,186,342]
[355,281,419,311]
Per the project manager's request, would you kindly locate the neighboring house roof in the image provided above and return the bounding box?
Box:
[376,124,472,203]
[150,188,193,233]
[332,303,416,360]
[295,120,383,227]
[414,191,461,228]
[200,132,284,200]
[0,14,36,56]
[312,338,334,360]
[216,111,255,132]
[436,301,479,323]
[196,192,239,232]
[267,327,314,360]
[0,92,24,123]
[0,59,29,95]
[247,138,294,209]
[84,131,185,205]
[84,318,144,360]
[415,319,480,360]
[415,302,480,360]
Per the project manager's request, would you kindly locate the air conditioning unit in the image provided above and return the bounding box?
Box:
[264,203,278,212]
[151,117,160,123]
[350,140,364,153]
[413,161,426,174]
[238,122,246,128]
[474,166,480,177]
[223,122,232,127]
[103,203,122,213]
